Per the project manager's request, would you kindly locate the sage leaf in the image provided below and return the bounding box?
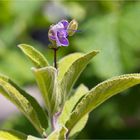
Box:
[47,130,59,140]
[66,74,140,134]
[47,126,68,140]
[58,84,89,137]
[69,114,88,138]
[0,74,48,134]
[58,53,83,81]
[27,135,45,140]
[0,130,26,140]
[32,66,60,116]
[9,80,48,131]
[59,50,99,102]
[59,84,88,125]
[58,126,68,140]
[18,44,49,68]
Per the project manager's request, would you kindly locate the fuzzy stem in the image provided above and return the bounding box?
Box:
[51,116,55,131]
[51,111,61,132]
[51,115,58,131]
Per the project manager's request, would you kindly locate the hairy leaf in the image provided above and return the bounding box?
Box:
[59,126,68,139]
[66,74,140,134]
[69,114,88,138]
[58,53,83,81]
[0,130,26,140]
[59,84,88,125]
[9,80,48,130]
[18,44,49,68]
[59,84,89,137]
[27,135,44,140]
[32,66,60,116]
[0,74,48,134]
[60,50,99,101]
[47,126,68,140]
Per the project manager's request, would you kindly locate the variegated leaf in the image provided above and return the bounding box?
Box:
[0,74,48,134]
[66,74,140,135]
[32,66,60,116]
[18,44,49,68]
[0,130,26,140]
[59,50,99,103]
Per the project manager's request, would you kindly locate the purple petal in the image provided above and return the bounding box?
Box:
[59,20,69,29]
[49,35,55,40]
[57,30,67,38]
[57,36,69,46]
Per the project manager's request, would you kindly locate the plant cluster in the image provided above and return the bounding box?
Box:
[0,19,140,140]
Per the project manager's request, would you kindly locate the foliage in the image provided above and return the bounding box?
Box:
[0,130,26,140]
[0,44,140,139]
[0,1,140,139]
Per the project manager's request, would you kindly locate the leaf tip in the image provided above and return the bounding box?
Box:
[17,44,23,48]
[31,67,37,72]
[94,50,100,54]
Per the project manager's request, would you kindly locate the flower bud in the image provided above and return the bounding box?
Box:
[67,19,78,36]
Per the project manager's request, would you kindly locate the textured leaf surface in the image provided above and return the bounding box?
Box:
[32,66,59,115]
[58,53,83,81]
[58,126,68,139]
[0,130,26,140]
[47,126,67,140]
[60,50,99,101]
[59,84,89,137]
[27,135,44,140]
[47,130,59,140]
[0,74,48,134]
[69,114,88,137]
[18,44,49,68]
[59,84,88,125]
[9,79,48,130]
[66,74,140,134]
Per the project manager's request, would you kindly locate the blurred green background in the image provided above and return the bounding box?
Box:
[0,0,140,139]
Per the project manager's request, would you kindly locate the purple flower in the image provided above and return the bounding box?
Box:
[48,19,78,47]
[48,20,69,47]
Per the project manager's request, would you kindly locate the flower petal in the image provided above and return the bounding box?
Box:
[57,30,68,38]
[57,36,69,46]
[59,20,69,29]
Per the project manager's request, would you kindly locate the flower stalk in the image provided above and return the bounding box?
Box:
[48,19,78,70]
[53,48,58,69]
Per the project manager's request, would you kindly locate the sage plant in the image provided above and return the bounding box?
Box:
[0,19,140,140]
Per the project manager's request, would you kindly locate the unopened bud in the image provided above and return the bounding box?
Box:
[67,19,78,36]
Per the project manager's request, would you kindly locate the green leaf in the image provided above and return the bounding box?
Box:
[47,130,59,140]
[58,126,68,139]
[58,84,89,137]
[0,74,48,134]
[58,53,83,81]
[47,126,68,140]
[66,74,140,135]
[59,50,99,101]
[32,66,60,116]
[0,130,27,140]
[18,44,49,68]
[69,114,88,138]
[9,80,48,131]
[59,84,88,125]
[27,135,44,140]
